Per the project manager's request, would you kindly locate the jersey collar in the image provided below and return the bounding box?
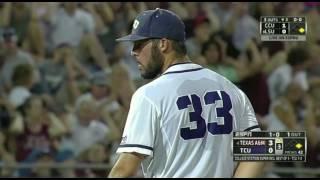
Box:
[162,62,204,75]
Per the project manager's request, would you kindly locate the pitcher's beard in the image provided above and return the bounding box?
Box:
[141,44,164,79]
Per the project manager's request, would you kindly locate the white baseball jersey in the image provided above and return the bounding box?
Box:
[117,63,260,178]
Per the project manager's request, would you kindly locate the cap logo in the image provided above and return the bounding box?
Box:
[133,20,139,30]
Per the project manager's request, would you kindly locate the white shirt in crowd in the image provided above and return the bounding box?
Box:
[51,7,95,48]
[267,64,309,102]
[60,114,109,156]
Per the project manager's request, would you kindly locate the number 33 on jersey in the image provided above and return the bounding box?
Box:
[177,90,233,140]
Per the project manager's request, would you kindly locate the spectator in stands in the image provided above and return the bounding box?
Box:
[3,3,46,64]
[111,39,141,84]
[8,3,31,47]
[265,81,316,175]
[252,2,276,21]
[201,36,264,83]
[49,3,108,71]
[266,82,308,131]
[305,86,320,168]
[77,30,109,72]
[0,131,16,177]
[223,2,259,54]
[278,2,305,16]
[38,43,88,101]
[0,27,39,93]
[0,3,11,28]
[59,98,119,159]
[306,44,320,88]
[38,45,69,95]
[50,2,94,49]
[76,143,110,177]
[75,70,125,132]
[267,46,311,102]
[9,95,66,163]
[212,2,232,28]
[19,149,56,177]
[0,99,14,131]
[81,3,114,34]
[8,63,34,109]
[28,2,60,60]
[109,43,136,117]
[198,2,221,33]
[92,2,118,55]
[185,17,212,61]
[235,39,270,117]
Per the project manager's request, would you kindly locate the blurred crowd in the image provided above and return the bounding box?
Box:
[0,2,319,178]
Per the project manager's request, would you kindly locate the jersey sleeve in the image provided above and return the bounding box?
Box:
[237,90,261,132]
[116,88,159,157]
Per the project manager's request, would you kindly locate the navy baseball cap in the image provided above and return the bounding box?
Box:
[116,8,186,42]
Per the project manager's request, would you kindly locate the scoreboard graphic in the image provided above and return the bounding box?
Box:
[233,131,306,161]
[260,16,307,41]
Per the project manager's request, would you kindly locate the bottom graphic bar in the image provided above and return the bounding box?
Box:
[234,155,305,161]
